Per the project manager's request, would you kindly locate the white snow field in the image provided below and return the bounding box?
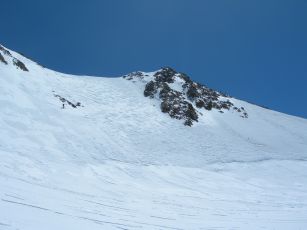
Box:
[0,45,307,230]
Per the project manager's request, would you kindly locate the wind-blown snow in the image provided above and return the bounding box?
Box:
[0,45,307,229]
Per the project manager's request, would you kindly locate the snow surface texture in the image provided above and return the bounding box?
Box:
[0,44,307,229]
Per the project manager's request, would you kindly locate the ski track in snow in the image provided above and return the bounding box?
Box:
[0,45,307,229]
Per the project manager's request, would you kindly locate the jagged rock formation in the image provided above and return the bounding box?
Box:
[13,58,28,71]
[124,67,248,126]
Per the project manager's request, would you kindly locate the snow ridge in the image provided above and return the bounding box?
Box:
[0,44,29,71]
[1,44,307,230]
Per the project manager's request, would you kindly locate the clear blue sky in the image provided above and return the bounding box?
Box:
[1,0,307,118]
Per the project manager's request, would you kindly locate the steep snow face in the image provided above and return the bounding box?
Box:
[1,44,307,230]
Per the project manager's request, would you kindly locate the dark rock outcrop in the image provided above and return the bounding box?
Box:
[154,67,177,83]
[158,85,199,126]
[54,94,82,108]
[0,45,12,56]
[0,45,29,71]
[0,53,7,64]
[124,67,248,126]
[144,81,158,98]
[13,58,28,71]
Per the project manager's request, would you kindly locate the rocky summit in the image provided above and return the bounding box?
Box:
[124,67,248,126]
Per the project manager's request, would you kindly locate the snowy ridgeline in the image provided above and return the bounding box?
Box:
[0,44,307,229]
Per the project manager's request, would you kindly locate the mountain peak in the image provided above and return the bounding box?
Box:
[123,67,248,126]
[1,44,307,230]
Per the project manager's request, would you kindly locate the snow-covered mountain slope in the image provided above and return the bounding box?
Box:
[0,44,307,229]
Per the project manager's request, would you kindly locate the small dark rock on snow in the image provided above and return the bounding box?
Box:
[13,58,28,71]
